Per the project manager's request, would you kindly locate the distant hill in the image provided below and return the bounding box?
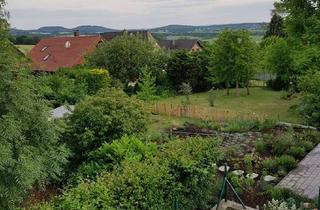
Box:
[10,25,117,36]
[10,22,268,40]
[151,23,266,33]
[150,23,268,40]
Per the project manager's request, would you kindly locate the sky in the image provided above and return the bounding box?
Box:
[7,0,276,30]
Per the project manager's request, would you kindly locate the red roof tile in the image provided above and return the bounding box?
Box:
[30,36,102,72]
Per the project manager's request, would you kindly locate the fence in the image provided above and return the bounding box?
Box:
[152,103,267,122]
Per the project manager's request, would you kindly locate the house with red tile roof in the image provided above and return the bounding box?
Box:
[30,33,103,72]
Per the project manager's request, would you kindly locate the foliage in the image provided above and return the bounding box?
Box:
[244,153,255,173]
[86,34,166,83]
[0,20,69,210]
[263,155,297,174]
[229,174,255,195]
[208,29,258,96]
[224,118,258,133]
[179,82,192,106]
[257,131,319,157]
[268,187,312,207]
[166,50,211,92]
[38,68,111,107]
[263,37,295,90]
[44,137,223,210]
[265,12,286,38]
[64,89,149,164]
[275,0,320,44]
[9,35,40,45]
[264,199,298,210]
[137,66,159,101]
[297,71,320,126]
[159,137,224,209]
[74,136,157,181]
[208,88,216,107]
[287,146,305,159]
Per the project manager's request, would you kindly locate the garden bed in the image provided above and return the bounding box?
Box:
[167,120,320,208]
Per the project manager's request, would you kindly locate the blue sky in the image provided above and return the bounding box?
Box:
[7,0,275,29]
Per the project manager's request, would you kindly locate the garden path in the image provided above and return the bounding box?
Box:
[277,144,320,199]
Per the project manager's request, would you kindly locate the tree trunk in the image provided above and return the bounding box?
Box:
[246,81,250,96]
[236,80,240,97]
[226,82,230,96]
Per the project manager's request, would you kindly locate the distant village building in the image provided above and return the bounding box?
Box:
[29,29,203,72]
[101,30,157,42]
[157,39,203,52]
[29,31,103,72]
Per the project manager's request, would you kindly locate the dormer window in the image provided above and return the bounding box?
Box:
[41,46,48,52]
[65,41,71,48]
[43,54,50,61]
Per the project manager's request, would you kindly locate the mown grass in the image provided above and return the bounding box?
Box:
[16,45,34,55]
[156,87,302,124]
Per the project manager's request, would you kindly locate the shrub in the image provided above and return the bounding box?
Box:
[297,140,314,152]
[74,136,157,181]
[46,137,224,210]
[263,158,280,174]
[268,187,312,206]
[287,146,305,159]
[38,68,111,107]
[65,89,149,164]
[208,88,216,107]
[86,34,165,83]
[137,66,159,101]
[256,141,268,154]
[264,199,298,210]
[297,131,320,146]
[160,137,224,209]
[179,82,192,106]
[298,71,320,126]
[224,118,258,133]
[278,155,297,172]
[272,134,295,155]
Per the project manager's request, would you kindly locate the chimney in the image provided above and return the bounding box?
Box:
[74,30,80,37]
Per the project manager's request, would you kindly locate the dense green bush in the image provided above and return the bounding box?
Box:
[278,155,298,172]
[65,89,149,164]
[43,137,223,210]
[38,68,111,107]
[298,71,320,126]
[263,155,297,175]
[287,146,306,159]
[86,34,166,84]
[268,187,312,206]
[263,37,295,90]
[167,50,211,92]
[74,136,157,181]
[257,131,319,158]
[0,38,69,209]
[159,137,224,209]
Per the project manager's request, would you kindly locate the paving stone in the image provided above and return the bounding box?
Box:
[277,144,320,199]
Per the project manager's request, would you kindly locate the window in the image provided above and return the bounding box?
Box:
[41,46,48,52]
[43,54,50,61]
[65,41,71,48]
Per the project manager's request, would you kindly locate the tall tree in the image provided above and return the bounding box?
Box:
[86,34,165,83]
[275,0,320,44]
[0,2,69,208]
[265,11,286,38]
[208,30,257,96]
[263,37,295,90]
[137,66,158,101]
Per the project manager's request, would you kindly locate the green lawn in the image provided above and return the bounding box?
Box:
[156,87,301,123]
[16,45,34,55]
